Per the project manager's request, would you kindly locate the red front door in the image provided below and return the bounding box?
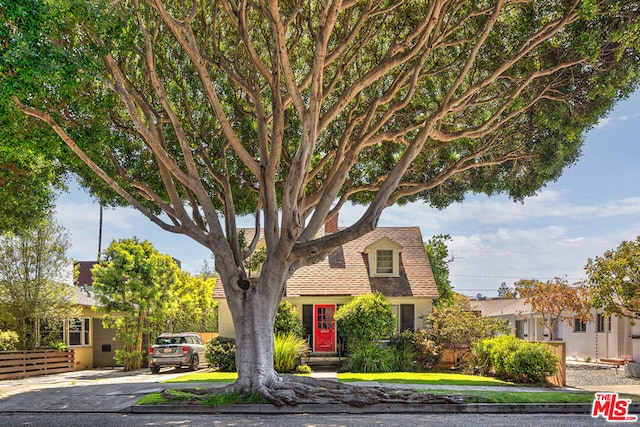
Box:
[314,304,336,352]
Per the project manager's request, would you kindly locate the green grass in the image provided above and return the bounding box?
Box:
[137,389,264,406]
[338,371,512,386]
[137,392,169,405]
[163,371,238,383]
[154,369,640,405]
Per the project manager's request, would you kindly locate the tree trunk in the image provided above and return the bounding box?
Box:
[226,271,283,395]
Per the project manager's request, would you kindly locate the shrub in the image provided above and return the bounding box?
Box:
[506,343,559,383]
[471,336,558,383]
[205,337,236,371]
[335,292,395,347]
[0,330,19,351]
[347,340,395,373]
[296,364,312,374]
[408,329,441,371]
[390,330,441,372]
[274,301,305,338]
[390,331,418,372]
[273,332,308,373]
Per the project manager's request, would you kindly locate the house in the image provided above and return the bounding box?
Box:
[214,221,439,353]
[73,261,125,368]
[471,298,640,363]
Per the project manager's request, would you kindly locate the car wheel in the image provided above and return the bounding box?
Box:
[189,354,199,371]
[150,365,161,374]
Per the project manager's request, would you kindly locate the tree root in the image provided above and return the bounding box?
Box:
[159,374,472,407]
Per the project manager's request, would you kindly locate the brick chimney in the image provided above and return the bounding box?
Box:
[324,213,338,234]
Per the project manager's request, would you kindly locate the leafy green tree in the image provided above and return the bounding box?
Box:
[424,293,508,367]
[335,293,396,347]
[166,272,218,333]
[274,301,305,338]
[425,234,455,306]
[586,237,640,318]
[3,0,640,402]
[91,238,180,371]
[0,218,79,349]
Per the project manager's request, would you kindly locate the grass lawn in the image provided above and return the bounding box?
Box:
[155,370,640,404]
[338,371,511,386]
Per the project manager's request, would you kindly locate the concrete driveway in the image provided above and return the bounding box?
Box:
[0,368,225,413]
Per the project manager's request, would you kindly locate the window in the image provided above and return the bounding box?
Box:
[399,304,415,332]
[573,318,587,333]
[68,318,90,347]
[39,318,64,348]
[596,314,611,333]
[376,249,394,274]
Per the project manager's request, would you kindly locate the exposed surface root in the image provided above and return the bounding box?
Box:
[160,374,472,407]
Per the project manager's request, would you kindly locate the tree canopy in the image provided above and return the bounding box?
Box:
[586,236,640,318]
[3,0,640,402]
[92,237,181,370]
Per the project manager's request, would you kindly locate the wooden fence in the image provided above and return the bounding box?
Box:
[0,349,75,380]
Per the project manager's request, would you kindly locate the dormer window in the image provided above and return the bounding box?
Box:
[366,238,403,277]
[376,250,394,274]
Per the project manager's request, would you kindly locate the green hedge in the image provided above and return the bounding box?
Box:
[472,335,558,384]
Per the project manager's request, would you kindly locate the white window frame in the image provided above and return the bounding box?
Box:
[375,249,395,275]
[67,317,91,347]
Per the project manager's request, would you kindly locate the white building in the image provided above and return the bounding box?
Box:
[472,298,640,363]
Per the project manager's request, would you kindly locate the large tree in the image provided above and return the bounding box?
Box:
[92,237,180,371]
[586,237,640,318]
[3,0,640,403]
[0,218,78,349]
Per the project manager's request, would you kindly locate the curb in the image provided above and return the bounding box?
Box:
[130,402,640,415]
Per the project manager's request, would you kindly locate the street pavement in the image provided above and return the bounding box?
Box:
[0,368,639,415]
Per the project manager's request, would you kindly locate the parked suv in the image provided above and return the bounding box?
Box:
[149,332,206,374]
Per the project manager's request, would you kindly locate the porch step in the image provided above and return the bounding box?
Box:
[303,355,345,372]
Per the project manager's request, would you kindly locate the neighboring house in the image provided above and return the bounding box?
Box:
[471,298,640,363]
[74,261,125,368]
[214,220,439,353]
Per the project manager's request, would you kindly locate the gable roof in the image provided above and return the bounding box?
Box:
[213,227,438,299]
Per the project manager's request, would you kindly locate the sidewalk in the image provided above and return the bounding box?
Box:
[0,368,637,414]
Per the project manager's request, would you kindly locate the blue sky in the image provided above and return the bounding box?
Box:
[55,89,640,298]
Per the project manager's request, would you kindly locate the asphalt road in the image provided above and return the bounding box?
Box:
[0,412,621,427]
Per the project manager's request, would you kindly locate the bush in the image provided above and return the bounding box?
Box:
[274,301,305,338]
[0,330,19,351]
[507,343,559,383]
[472,336,558,383]
[408,329,441,371]
[205,337,236,371]
[335,292,395,347]
[273,332,308,373]
[390,331,418,372]
[347,340,395,373]
[389,330,441,372]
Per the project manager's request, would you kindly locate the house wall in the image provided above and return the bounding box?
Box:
[217,298,235,338]
[68,306,97,370]
[216,296,433,338]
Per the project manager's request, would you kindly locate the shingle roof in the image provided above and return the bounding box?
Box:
[213,227,438,299]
